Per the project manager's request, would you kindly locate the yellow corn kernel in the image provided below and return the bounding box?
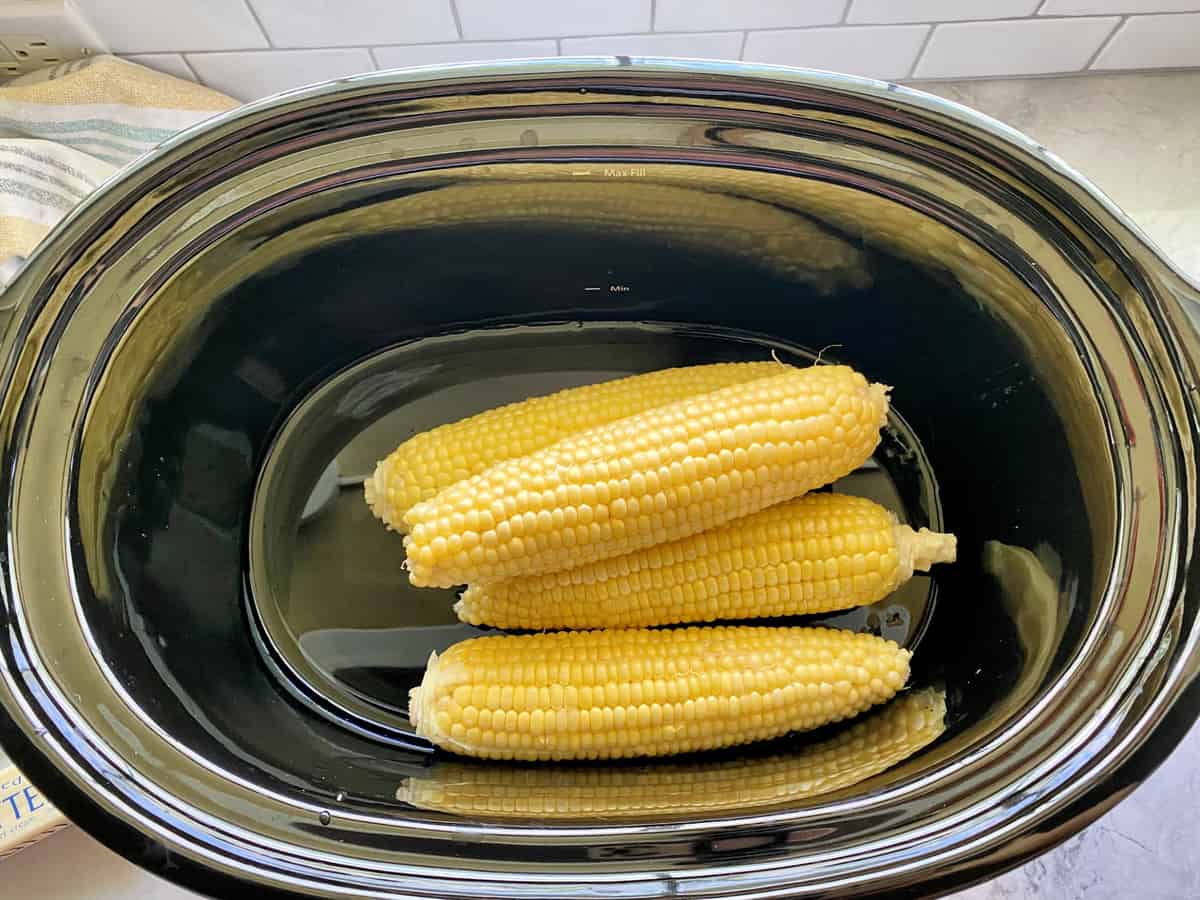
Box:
[398,688,945,818]
[404,364,889,588]
[457,493,955,630]
[364,361,780,531]
[408,625,910,761]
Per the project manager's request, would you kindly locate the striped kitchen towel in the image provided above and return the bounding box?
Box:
[0,54,236,266]
[0,56,235,859]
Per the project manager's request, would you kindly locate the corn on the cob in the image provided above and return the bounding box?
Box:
[408,625,910,761]
[365,361,780,531]
[404,365,889,588]
[398,688,945,818]
[456,493,955,630]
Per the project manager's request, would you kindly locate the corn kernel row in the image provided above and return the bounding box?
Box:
[408,625,911,761]
[457,492,955,630]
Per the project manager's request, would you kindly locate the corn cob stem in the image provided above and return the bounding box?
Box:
[404,364,890,588]
[409,625,910,761]
[908,527,957,570]
[398,688,945,818]
[366,361,781,531]
[456,493,956,630]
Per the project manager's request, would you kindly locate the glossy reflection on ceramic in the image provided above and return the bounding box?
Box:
[0,60,1197,900]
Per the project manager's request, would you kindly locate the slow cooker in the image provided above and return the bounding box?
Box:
[0,59,1197,898]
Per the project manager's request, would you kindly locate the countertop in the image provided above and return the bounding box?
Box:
[4,69,1200,900]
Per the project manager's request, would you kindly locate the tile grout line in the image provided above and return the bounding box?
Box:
[904,63,1200,85]
[1034,0,1050,13]
[448,0,465,40]
[650,0,657,32]
[180,35,739,56]
[1083,15,1127,71]
[137,14,1145,57]
[738,30,749,61]
[143,53,1198,87]
[180,46,376,59]
[839,0,853,24]
[178,53,202,84]
[555,38,563,55]
[149,44,276,56]
[240,0,273,48]
[366,46,381,69]
[906,24,938,81]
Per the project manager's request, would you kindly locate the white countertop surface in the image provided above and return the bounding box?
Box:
[4,69,1200,900]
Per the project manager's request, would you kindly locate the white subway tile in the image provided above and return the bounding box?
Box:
[73,0,267,53]
[848,0,1040,24]
[561,32,744,59]
[1093,12,1200,68]
[913,16,1119,77]
[1040,1,1200,14]
[745,25,929,80]
[249,0,457,48]
[121,54,196,82]
[187,49,375,101]
[456,0,650,40]
[656,0,844,32]
[374,41,557,69]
